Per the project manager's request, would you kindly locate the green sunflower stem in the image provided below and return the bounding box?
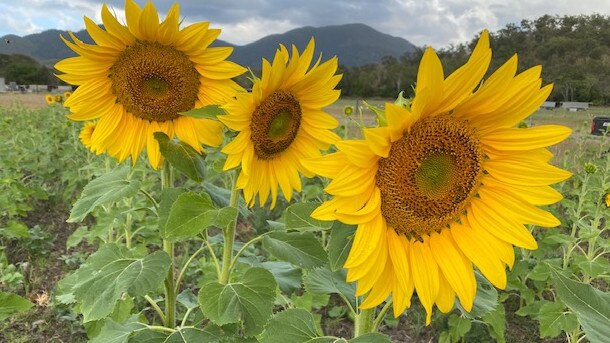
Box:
[219,176,240,285]
[354,308,375,338]
[161,161,176,328]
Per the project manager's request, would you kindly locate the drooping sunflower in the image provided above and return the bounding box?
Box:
[304,30,572,322]
[55,0,245,168]
[219,39,341,208]
[45,94,54,105]
[79,122,97,152]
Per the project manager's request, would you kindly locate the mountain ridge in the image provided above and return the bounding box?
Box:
[0,23,417,68]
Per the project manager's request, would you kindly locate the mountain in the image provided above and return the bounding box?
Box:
[0,23,416,68]
[229,23,416,67]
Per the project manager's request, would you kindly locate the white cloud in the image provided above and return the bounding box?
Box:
[0,0,609,49]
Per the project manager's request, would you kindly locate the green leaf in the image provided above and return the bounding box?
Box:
[198,267,276,337]
[262,231,327,269]
[90,316,145,343]
[303,267,356,308]
[549,267,610,343]
[0,292,34,321]
[257,308,327,343]
[528,262,551,281]
[180,104,226,119]
[483,305,506,343]
[538,301,579,338]
[154,132,206,182]
[203,182,250,218]
[158,188,186,238]
[327,222,355,271]
[458,272,498,319]
[164,328,222,343]
[177,289,199,310]
[163,192,217,241]
[362,100,386,126]
[66,226,89,248]
[67,244,170,322]
[0,221,30,238]
[349,333,392,342]
[284,202,332,232]
[447,314,472,341]
[68,166,141,222]
[261,261,302,294]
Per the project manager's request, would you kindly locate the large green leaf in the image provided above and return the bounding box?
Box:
[163,192,217,240]
[549,267,610,343]
[257,308,326,343]
[458,272,498,319]
[538,301,579,338]
[90,316,145,343]
[303,267,356,308]
[180,105,226,119]
[66,244,170,322]
[327,222,355,271]
[68,166,141,222]
[154,132,206,182]
[158,188,186,237]
[198,267,276,337]
[0,220,30,238]
[0,292,33,321]
[261,261,302,294]
[129,327,221,343]
[284,202,332,232]
[258,309,391,343]
[203,182,250,218]
[482,304,506,343]
[262,231,327,269]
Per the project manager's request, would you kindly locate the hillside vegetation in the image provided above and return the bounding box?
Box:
[339,14,610,104]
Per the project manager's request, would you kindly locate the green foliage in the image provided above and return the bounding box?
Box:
[154,132,206,182]
[180,105,226,119]
[198,267,277,337]
[262,231,327,269]
[283,202,332,231]
[340,14,610,104]
[162,192,217,240]
[0,292,33,321]
[68,166,141,222]
[58,244,170,322]
[258,309,391,343]
[549,268,610,343]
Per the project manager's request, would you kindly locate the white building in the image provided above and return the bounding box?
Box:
[0,78,6,93]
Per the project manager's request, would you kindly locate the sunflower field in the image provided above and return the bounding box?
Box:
[1,1,609,343]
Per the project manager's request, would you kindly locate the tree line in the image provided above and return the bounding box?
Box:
[338,14,610,105]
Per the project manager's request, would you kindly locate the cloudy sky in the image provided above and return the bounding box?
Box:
[0,0,609,48]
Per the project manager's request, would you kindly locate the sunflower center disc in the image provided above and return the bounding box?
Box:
[250,91,302,159]
[109,41,200,122]
[375,115,484,239]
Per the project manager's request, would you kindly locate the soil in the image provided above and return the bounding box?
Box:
[1,200,88,343]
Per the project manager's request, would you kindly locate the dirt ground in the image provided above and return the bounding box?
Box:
[0,93,50,109]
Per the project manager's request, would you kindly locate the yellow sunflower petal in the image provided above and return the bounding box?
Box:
[410,239,439,325]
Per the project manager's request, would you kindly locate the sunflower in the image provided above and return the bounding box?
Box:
[54,94,63,103]
[219,39,341,208]
[64,91,72,99]
[55,0,245,169]
[604,192,610,208]
[79,122,97,152]
[45,95,54,105]
[304,30,571,323]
